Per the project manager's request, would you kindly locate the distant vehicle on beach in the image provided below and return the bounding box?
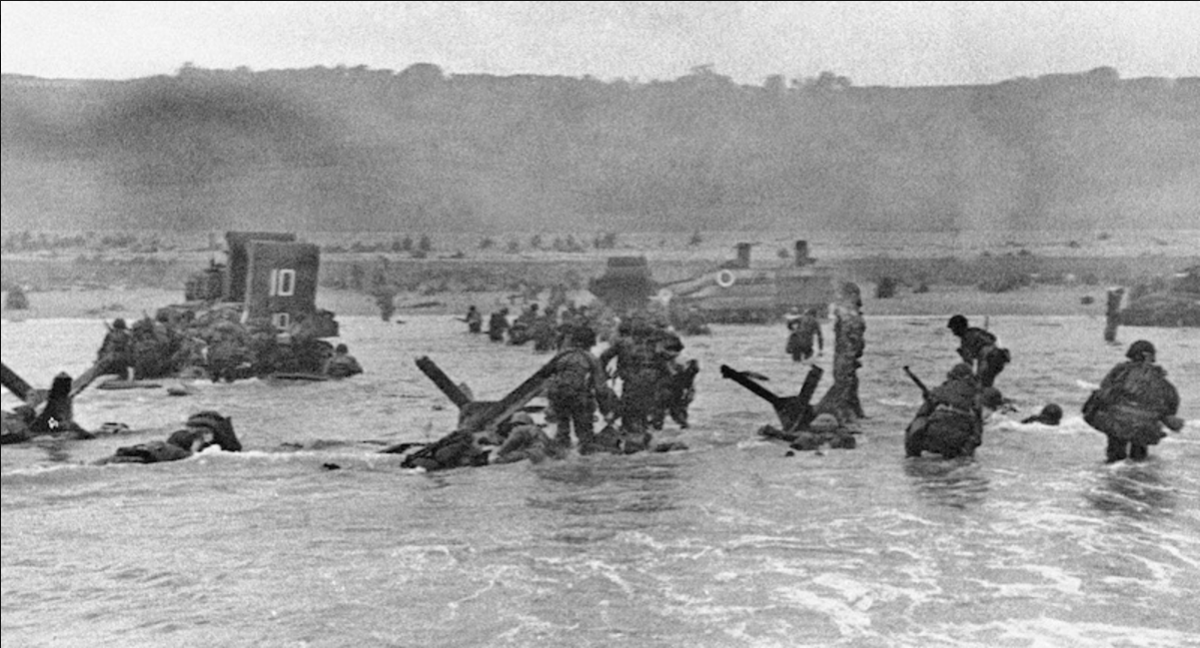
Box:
[657,240,836,324]
[1118,264,1200,328]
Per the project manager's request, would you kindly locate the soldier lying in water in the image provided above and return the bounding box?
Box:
[489,413,566,465]
[96,411,242,465]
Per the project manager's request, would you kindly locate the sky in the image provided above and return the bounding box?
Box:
[1,1,1198,87]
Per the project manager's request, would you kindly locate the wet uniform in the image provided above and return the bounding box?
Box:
[492,419,564,464]
[906,367,983,459]
[546,346,607,448]
[324,353,364,378]
[786,313,823,362]
[97,323,134,378]
[600,331,659,437]
[488,311,509,342]
[465,307,483,334]
[955,327,1010,388]
[1084,358,1181,462]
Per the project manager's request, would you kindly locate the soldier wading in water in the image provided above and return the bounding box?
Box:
[546,325,611,451]
[905,363,1003,459]
[1083,340,1184,463]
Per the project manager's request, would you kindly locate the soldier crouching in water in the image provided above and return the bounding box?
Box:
[947,315,1011,388]
[323,343,364,378]
[545,325,610,451]
[1083,340,1184,463]
[905,364,1004,459]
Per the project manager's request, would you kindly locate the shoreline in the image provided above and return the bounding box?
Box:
[2,282,1125,322]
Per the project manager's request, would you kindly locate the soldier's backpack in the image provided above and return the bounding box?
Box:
[548,349,594,402]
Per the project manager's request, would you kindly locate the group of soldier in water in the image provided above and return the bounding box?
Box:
[469,300,700,462]
[1,281,1187,468]
[902,312,1183,463]
[92,308,347,384]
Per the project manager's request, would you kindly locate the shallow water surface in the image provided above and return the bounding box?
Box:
[3,315,1198,647]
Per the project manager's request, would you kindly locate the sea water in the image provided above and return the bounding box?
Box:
[3,315,1198,647]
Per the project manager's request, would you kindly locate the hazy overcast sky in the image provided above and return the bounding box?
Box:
[2,1,1197,86]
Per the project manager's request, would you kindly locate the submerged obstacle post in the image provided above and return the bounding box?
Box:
[720,364,824,432]
[414,356,473,409]
[382,355,559,458]
[1,361,36,403]
[1104,287,1124,343]
[2,363,88,434]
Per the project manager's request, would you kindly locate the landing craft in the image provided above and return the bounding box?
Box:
[659,241,836,324]
[96,231,343,383]
[173,231,339,337]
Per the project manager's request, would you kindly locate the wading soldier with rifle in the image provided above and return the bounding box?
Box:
[903,364,1003,459]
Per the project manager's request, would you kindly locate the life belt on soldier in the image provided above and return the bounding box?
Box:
[716,270,736,288]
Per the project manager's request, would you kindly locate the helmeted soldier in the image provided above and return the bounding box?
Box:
[947,315,1010,388]
[906,364,992,459]
[464,305,483,334]
[546,326,609,450]
[488,308,510,342]
[1083,340,1184,462]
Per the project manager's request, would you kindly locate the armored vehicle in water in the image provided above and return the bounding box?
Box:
[588,256,656,312]
[659,241,836,324]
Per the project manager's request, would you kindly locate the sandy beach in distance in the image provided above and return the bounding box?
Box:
[0,282,1128,323]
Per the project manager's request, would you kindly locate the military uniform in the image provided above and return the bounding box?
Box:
[491,413,564,464]
[1083,340,1182,462]
[487,309,509,342]
[98,411,241,464]
[948,315,1010,388]
[599,325,660,438]
[785,310,823,362]
[547,329,607,448]
[323,344,364,378]
[815,297,866,421]
[465,306,483,334]
[906,365,984,459]
[96,319,134,378]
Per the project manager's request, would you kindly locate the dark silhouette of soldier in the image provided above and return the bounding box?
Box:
[464,305,483,334]
[546,326,608,450]
[1083,340,1183,462]
[487,308,510,342]
[785,308,823,362]
[947,315,1010,388]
